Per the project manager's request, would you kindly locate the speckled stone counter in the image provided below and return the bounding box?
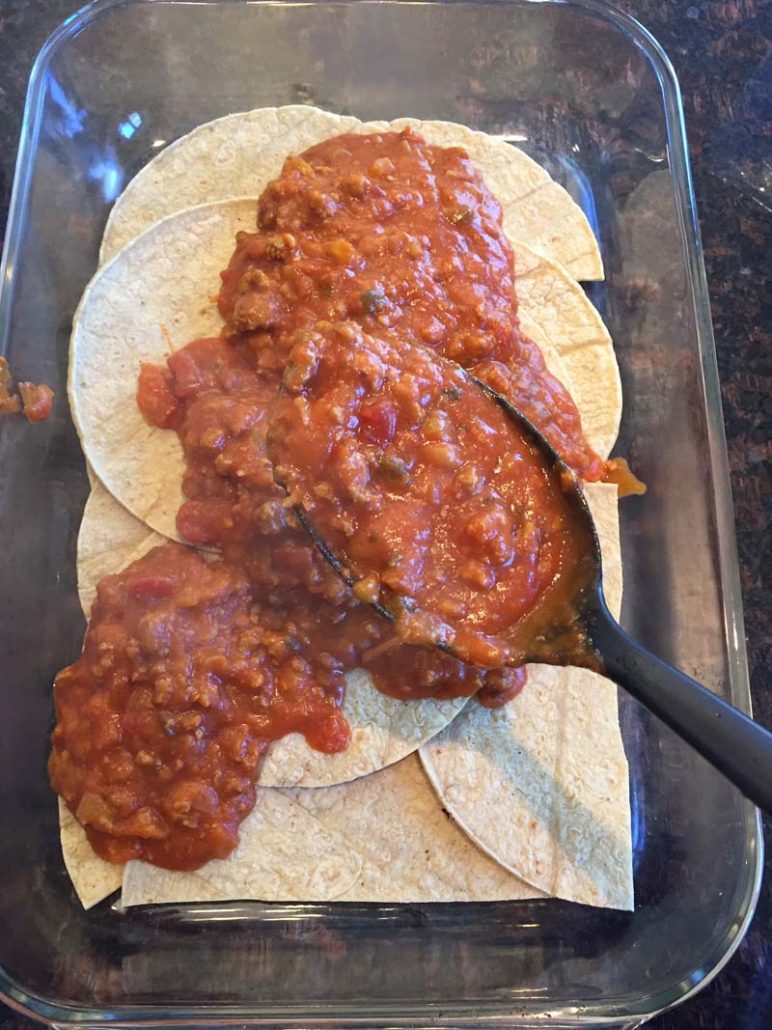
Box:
[0,1,768,1027]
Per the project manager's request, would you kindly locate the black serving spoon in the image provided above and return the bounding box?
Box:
[294,376,772,815]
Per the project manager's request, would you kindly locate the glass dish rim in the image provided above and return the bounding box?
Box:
[0,0,763,1025]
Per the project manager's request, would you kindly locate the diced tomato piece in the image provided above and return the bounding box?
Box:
[304,708,351,754]
[137,363,181,428]
[176,499,233,546]
[358,398,397,446]
[19,382,54,422]
[127,575,177,600]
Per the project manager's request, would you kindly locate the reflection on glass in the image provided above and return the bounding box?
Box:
[118,111,143,139]
[45,73,86,139]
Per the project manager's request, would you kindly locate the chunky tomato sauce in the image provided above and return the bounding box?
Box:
[50,535,522,868]
[220,130,603,481]
[268,322,590,667]
[51,128,606,870]
[138,337,345,603]
[54,331,524,868]
[134,333,525,692]
[50,545,352,868]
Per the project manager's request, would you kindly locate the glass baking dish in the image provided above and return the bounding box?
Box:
[0,0,762,1025]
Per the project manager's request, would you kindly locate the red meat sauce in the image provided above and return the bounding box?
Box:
[136,333,523,699]
[54,540,504,868]
[219,129,605,482]
[52,128,614,870]
[49,545,350,868]
[269,322,591,668]
[51,335,524,870]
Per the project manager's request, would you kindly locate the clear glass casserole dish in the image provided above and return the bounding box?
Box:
[0,0,761,1025]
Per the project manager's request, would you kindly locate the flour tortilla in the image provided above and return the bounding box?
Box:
[77,477,162,616]
[515,254,621,460]
[75,480,466,790]
[70,200,256,538]
[420,482,634,911]
[64,115,629,910]
[59,800,122,909]
[121,754,542,907]
[101,106,602,281]
[71,200,619,549]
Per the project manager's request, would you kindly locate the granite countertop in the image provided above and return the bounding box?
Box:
[0,1,768,1027]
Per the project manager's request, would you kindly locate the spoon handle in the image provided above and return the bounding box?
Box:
[589,598,772,815]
